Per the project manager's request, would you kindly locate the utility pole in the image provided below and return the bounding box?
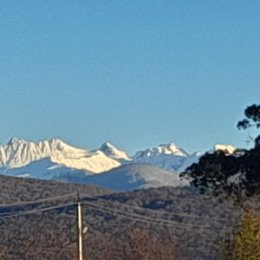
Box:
[77,192,83,260]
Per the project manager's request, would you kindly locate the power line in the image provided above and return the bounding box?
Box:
[0,202,76,219]
[0,191,235,231]
[0,194,225,232]
[85,203,221,233]
[80,193,230,223]
[0,191,234,224]
[0,186,233,260]
[0,192,77,208]
[83,200,220,231]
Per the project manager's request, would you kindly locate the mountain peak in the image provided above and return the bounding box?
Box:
[135,143,188,158]
[7,137,27,145]
[100,142,115,149]
[99,142,130,161]
[156,143,188,156]
[133,142,193,172]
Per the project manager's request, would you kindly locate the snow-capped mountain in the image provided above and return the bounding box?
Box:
[0,158,188,191]
[0,157,89,180]
[99,142,131,161]
[0,137,221,191]
[213,144,237,154]
[0,138,197,174]
[0,137,121,173]
[133,143,198,172]
[134,143,188,157]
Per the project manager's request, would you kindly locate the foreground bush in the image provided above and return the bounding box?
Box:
[225,211,260,260]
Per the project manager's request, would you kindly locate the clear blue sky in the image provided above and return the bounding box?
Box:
[0,0,259,154]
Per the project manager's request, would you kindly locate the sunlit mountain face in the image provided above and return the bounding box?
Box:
[0,137,237,191]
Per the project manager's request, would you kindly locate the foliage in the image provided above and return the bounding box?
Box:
[181,147,260,199]
[181,104,260,197]
[237,104,260,130]
[181,151,239,195]
[224,211,260,260]
[237,104,260,147]
[181,147,260,197]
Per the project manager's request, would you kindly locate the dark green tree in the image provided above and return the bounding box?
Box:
[181,151,245,197]
[237,104,260,147]
[182,147,260,197]
[181,104,260,197]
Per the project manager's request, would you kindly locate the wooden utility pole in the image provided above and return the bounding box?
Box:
[77,193,83,260]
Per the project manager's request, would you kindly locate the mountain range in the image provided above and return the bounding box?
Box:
[0,137,235,191]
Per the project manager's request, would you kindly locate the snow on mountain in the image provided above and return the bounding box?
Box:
[214,144,237,154]
[54,164,189,191]
[0,137,234,191]
[0,157,187,192]
[0,138,197,177]
[99,142,131,161]
[0,138,121,173]
[0,157,89,180]
[133,143,196,172]
[134,143,188,157]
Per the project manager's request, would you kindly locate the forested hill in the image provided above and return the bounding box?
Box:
[0,175,258,260]
[0,175,111,204]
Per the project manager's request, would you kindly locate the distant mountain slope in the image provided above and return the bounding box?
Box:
[0,158,187,191]
[176,152,200,173]
[0,174,111,204]
[55,164,188,191]
[0,157,90,180]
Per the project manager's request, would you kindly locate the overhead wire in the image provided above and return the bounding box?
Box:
[0,194,224,232]
[0,191,234,231]
[83,200,220,231]
[0,192,77,208]
[0,202,76,219]
[80,193,230,223]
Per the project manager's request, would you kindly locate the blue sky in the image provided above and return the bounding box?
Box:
[0,0,259,154]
